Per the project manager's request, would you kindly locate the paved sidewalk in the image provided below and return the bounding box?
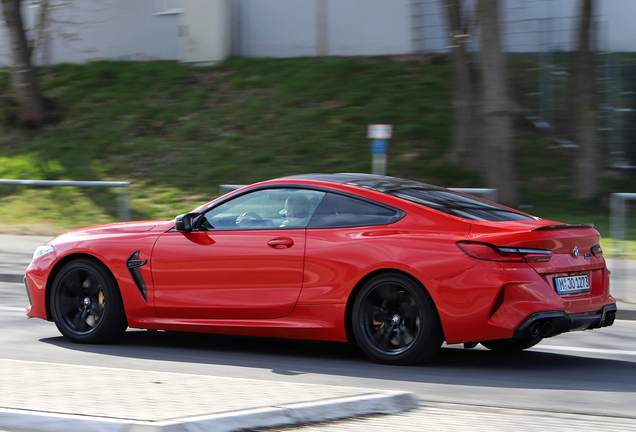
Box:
[255,402,636,432]
[0,359,415,432]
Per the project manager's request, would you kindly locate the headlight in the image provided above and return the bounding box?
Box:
[33,245,54,260]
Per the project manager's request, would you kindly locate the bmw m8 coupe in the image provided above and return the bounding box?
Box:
[25,174,616,364]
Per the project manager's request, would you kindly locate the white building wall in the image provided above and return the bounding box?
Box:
[599,0,636,52]
[412,0,447,53]
[238,0,317,58]
[1,0,636,67]
[232,0,607,57]
[234,0,415,57]
[179,0,233,64]
[0,0,181,67]
[328,0,411,56]
[503,0,579,53]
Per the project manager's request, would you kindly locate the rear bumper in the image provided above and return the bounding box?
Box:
[512,303,617,339]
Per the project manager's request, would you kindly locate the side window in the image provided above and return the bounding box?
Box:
[202,188,325,230]
[308,193,401,228]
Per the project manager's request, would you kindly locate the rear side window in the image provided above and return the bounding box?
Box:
[390,188,536,222]
[308,193,402,228]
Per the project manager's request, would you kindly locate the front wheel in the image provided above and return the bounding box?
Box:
[50,259,127,343]
[352,273,443,365]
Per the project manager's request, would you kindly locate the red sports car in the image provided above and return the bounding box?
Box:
[24,174,616,364]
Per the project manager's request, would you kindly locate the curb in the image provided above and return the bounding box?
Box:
[617,309,636,321]
[0,274,23,284]
[0,392,417,432]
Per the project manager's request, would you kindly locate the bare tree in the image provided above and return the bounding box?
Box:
[572,0,598,199]
[28,0,51,63]
[443,0,517,203]
[1,0,47,127]
[476,0,518,204]
[444,0,479,172]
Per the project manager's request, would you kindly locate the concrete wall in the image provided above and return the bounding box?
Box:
[599,0,636,52]
[503,0,579,52]
[326,0,412,56]
[234,0,633,57]
[0,0,181,67]
[236,0,412,57]
[1,0,635,68]
[179,0,233,63]
[237,0,317,57]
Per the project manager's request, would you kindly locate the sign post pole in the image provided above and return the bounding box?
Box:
[367,124,392,176]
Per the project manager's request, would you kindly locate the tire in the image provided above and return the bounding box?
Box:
[50,258,127,343]
[352,273,443,365]
[480,336,542,352]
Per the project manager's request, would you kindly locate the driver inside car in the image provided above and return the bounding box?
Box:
[280,194,310,227]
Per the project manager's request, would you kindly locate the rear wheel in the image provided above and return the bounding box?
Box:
[481,336,542,352]
[50,259,127,343]
[352,273,443,365]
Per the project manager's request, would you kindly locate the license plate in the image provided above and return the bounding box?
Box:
[555,274,590,294]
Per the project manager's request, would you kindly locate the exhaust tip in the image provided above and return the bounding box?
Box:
[541,321,553,337]
[530,321,542,338]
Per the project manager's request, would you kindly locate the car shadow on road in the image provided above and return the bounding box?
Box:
[40,329,636,394]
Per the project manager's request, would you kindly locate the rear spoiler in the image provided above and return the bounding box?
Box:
[532,223,594,232]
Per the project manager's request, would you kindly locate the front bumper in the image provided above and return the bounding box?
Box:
[512,303,617,339]
[24,276,32,306]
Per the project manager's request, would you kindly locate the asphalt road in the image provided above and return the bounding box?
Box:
[1,280,635,423]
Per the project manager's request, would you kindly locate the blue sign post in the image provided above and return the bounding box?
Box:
[370,139,389,155]
[368,125,392,175]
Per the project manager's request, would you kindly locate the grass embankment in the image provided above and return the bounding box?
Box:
[0,58,634,256]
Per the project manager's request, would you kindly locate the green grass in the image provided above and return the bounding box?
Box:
[0,57,635,257]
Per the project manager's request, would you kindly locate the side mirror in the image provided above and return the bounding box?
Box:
[174,213,198,232]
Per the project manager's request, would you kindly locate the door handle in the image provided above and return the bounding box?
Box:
[268,237,294,249]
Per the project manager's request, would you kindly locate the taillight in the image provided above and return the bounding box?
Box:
[591,244,603,257]
[457,241,552,263]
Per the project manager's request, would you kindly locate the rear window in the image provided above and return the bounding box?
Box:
[308,193,402,228]
[390,188,537,222]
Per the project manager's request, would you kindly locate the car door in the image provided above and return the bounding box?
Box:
[151,188,325,320]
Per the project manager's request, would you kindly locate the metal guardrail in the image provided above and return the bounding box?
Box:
[611,193,636,247]
[609,193,636,302]
[0,179,131,221]
[450,188,498,202]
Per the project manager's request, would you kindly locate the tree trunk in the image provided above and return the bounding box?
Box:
[444,0,479,172]
[573,0,598,199]
[477,0,517,204]
[31,0,50,64]
[1,0,47,127]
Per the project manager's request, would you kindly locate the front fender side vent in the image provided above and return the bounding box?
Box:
[127,251,148,301]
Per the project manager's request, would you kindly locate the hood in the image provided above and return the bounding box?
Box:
[50,220,162,242]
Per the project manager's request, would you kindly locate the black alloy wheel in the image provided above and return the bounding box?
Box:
[50,259,127,343]
[352,273,443,365]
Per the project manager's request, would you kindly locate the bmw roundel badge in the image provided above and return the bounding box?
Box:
[572,246,579,258]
